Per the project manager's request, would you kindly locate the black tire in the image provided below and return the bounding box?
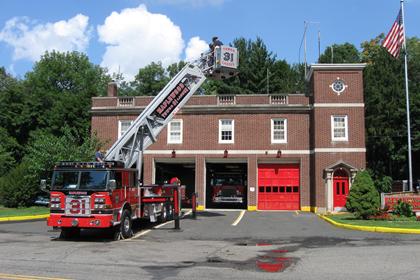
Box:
[60,228,80,239]
[158,205,168,223]
[119,209,132,239]
[167,204,174,220]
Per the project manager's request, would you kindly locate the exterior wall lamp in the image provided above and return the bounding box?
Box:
[171,150,176,158]
[276,150,282,158]
[223,149,228,158]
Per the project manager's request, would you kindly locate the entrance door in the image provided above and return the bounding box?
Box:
[333,169,349,208]
[258,164,300,210]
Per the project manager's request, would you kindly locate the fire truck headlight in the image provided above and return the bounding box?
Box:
[94,198,106,204]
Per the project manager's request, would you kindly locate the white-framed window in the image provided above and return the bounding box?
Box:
[118,120,133,138]
[271,118,287,143]
[331,115,348,141]
[167,119,183,144]
[219,119,234,143]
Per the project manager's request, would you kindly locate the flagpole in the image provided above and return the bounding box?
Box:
[400,0,413,191]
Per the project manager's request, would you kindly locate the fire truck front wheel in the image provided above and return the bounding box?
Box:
[118,209,133,239]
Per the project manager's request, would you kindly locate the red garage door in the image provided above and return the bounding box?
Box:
[258,164,300,210]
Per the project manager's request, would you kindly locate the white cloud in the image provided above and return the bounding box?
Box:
[0,14,91,62]
[98,4,184,81]
[185,36,209,62]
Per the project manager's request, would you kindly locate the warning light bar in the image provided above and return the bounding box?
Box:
[55,161,125,169]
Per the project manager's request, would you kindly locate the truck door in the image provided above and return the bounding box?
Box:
[122,171,130,202]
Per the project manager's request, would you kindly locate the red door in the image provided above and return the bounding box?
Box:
[258,164,300,210]
[333,170,349,208]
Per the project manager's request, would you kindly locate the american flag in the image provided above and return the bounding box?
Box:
[382,8,405,58]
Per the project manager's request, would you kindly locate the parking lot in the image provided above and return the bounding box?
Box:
[1,211,420,280]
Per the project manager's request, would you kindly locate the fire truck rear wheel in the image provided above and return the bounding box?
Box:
[167,205,174,220]
[60,228,80,239]
[119,209,132,239]
[158,205,168,222]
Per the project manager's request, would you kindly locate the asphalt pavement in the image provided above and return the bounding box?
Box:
[0,211,420,280]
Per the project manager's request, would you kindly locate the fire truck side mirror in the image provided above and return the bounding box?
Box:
[40,179,50,193]
[108,179,116,191]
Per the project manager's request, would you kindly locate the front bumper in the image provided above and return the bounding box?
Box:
[213,197,243,203]
[47,213,115,228]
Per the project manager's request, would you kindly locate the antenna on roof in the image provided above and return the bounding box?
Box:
[299,21,320,77]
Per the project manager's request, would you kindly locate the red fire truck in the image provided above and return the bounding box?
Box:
[211,174,245,204]
[45,161,182,239]
[42,44,239,239]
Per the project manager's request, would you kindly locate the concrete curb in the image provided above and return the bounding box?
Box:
[0,214,50,222]
[318,214,420,234]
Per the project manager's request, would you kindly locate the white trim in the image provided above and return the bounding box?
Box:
[314,148,366,153]
[118,120,133,139]
[271,118,287,143]
[144,149,365,155]
[331,115,348,141]
[219,119,234,144]
[306,63,367,81]
[313,103,364,108]
[167,119,183,144]
[145,150,311,155]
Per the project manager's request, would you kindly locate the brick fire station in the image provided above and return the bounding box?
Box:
[91,64,367,213]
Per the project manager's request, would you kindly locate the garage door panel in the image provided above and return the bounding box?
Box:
[258,164,300,210]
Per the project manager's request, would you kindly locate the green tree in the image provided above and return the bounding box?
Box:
[130,62,169,96]
[319,43,361,63]
[23,51,111,139]
[23,126,101,186]
[362,36,420,180]
[0,163,35,207]
[202,37,305,95]
[0,67,26,158]
[0,127,19,174]
[346,170,380,219]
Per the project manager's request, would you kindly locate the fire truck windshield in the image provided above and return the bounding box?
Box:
[52,170,109,190]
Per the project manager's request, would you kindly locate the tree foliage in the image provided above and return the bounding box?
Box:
[0,162,35,207]
[346,170,380,219]
[362,36,420,180]
[23,126,101,184]
[319,43,361,63]
[23,51,111,138]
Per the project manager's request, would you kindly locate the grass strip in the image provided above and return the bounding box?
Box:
[0,206,49,218]
[326,213,420,229]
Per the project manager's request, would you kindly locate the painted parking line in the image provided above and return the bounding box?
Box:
[130,210,192,240]
[0,273,70,280]
[231,210,245,226]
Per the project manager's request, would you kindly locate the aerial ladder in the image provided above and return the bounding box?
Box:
[43,44,239,239]
[105,45,239,178]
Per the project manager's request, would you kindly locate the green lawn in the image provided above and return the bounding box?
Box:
[0,206,49,218]
[326,213,420,229]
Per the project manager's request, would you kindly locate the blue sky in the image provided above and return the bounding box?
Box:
[0,0,419,80]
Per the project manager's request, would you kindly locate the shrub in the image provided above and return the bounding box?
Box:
[346,170,380,219]
[393,200,413,217]
[0,163,37,207]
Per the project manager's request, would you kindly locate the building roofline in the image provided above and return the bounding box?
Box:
[306,63,367,81]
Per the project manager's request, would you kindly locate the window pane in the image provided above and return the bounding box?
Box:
[272,119,286,141]
[273,186,278,192]
[259,186,265,193]
[220,120,233,142]
[293,186,299,193]
[280,186,285,192]
[169,121,182,143]
[80,171,108,190]
[266,186,272,193]
[286,186,292,193]
[333,116,347,139]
